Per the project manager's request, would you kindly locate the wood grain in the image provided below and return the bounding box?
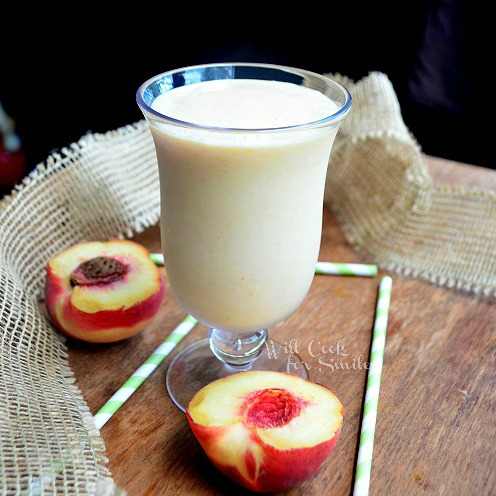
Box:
[68,156,496,496]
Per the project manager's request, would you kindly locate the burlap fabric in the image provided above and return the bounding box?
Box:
[0,72,494,494]
[0,124,159,494]
[325,72,496,297]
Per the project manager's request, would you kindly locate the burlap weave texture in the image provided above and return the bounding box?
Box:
[325,72,496,297]
[0,123,158,494]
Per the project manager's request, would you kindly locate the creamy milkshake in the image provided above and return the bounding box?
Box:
[138,64,351,408]
[147,78,340,332]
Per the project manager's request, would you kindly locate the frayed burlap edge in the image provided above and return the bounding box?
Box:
[324,72,496,298]
[0,120,159,495]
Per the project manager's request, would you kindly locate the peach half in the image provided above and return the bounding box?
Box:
[45,240,164,343]
[186,371,343,493]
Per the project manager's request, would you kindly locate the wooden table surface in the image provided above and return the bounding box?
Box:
[69,156,496,496]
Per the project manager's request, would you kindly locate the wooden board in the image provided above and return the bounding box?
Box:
[68,156,496,495]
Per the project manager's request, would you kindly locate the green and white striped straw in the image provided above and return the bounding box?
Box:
[315,261,377,277]
[93,314,198,430]
[150,252,165,266]
[151,253,377,278]
[353,276,393,496]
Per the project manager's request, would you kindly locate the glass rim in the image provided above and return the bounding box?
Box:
[136,62,352,133]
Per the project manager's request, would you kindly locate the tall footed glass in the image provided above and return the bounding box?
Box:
[137,63,351,411]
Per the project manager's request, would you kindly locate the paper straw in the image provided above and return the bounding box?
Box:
[315,261,377,277]
[150,253,377,277]
[150,252,165,266]
[353,276,393,496]
[93,314,198,429]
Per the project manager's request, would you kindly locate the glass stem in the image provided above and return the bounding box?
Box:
[209,328,268,370]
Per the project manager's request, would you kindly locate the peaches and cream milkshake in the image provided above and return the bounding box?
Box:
[137,64,351,406]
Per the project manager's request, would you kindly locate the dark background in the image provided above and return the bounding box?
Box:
[0,1,489,194]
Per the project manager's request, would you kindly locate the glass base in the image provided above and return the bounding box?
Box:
[166,338,309,412]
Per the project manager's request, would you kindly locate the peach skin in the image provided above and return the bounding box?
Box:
[187,370,343,493]
[45,240,164,343]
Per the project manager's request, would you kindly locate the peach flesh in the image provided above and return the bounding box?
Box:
[56,278,165,330]
[241,388,305,428]
[45,240,165,342]
[187,371,343,492]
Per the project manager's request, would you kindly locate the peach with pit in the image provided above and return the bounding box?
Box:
[45,240,164,343]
